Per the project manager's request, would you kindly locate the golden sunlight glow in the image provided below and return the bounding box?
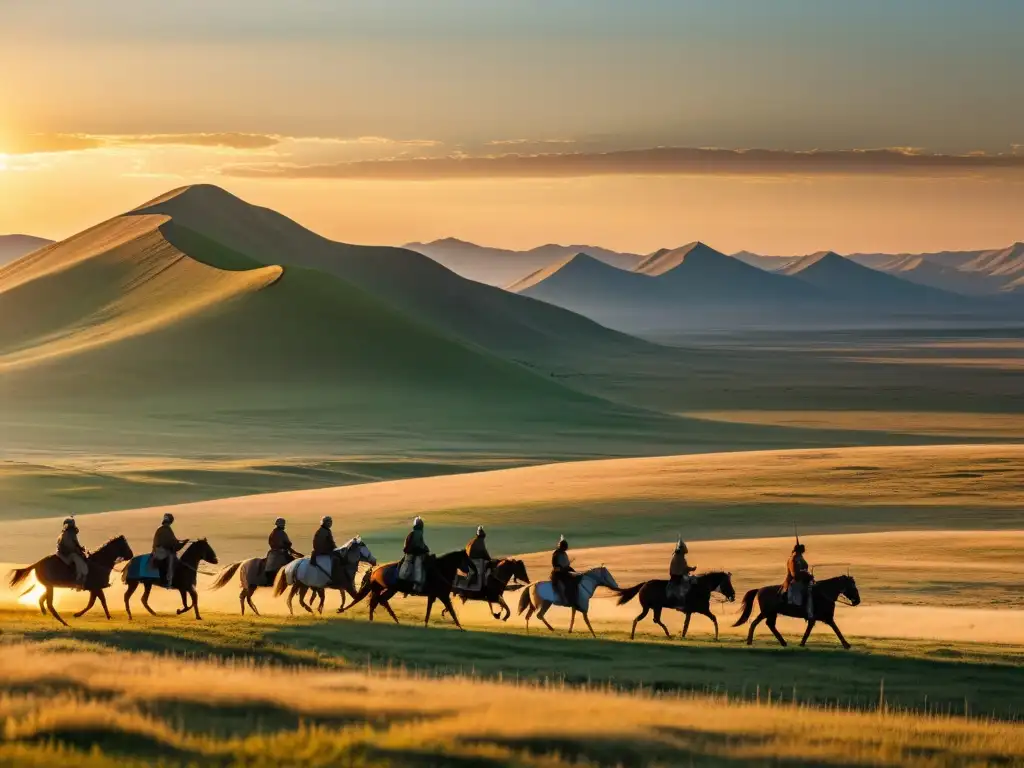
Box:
[17,580,45,607]
[0,153,8,171]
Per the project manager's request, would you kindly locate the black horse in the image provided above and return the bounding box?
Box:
[733,574,860,648]
[617,571,736,640]
[122,539,218,620]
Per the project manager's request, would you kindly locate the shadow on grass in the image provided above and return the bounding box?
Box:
[20,726,200,763]
[266,618,1024,720]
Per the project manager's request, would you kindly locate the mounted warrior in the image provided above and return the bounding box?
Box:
[151,513,189,588]
[550,534,578,607]
[667,536,697,603]
[57,516,89,589]
[464,525,491,591]
[782,534,814,619]
[266,517,301,578]
[399,516,430,593]
[310,516,337,578]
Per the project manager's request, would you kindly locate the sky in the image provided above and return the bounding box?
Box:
[1,0,1023,254]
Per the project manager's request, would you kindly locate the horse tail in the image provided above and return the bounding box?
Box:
[517,585,532,615]
[504,583,526,593]
[8,559,43,589]
[344,575,374,610]
[616,582,644,606]
[272,565,290,597]
[210,561,242,590]
[732,588,758,626]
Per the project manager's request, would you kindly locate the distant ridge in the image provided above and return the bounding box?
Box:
[0,234,53,266]
[404,237,642,286]
[780,251,961,303]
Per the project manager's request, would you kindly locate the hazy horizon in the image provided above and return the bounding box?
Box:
[3,1,1024,253]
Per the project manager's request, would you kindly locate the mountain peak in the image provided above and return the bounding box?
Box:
[634,241,727,276]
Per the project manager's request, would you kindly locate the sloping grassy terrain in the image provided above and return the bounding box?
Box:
[1,622,1023,766]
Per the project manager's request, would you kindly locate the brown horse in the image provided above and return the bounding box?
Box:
[733,574,860,648]
[446,558,530,621]
[617,571,735,640]
[342,550,471,628]
[122,539,218,620]
[8,536,134,626]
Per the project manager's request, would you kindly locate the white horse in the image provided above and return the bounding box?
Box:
[273,537,376,615]
[517,566,620,637]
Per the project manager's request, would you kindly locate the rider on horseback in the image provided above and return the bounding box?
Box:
[465,526,490,591]
[782,535,814,619]
[400,516,430,593]
[311,516,336,577]
[668,536,696,602]
[56,516,88,589]
[551,534,577,607]
[152,513,188,588]
[266,517,301,577]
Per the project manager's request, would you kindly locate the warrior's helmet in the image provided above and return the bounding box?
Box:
[413,516,424,530]
[558,534,568,551]
[675,536,687,554]
[162,513,174,525]
[477,525,485,537]
[275,517,286,529]
[320,516,333,529]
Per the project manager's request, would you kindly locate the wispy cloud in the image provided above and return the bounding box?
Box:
[221,146,1024,181]
[0,132,441,156]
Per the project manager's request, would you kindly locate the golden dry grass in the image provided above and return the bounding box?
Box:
[687,410,1024,438]
[2,641,1023,767]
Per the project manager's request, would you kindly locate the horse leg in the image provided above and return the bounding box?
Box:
[581,611,596,638]
[141,583,157,616]
[747,612,765,645]
[568,607,576,633]
[191,587,202,620]
[681,612,692,639]
[424,595,435,626]
[537,602,556,632]
[440,595,464,630]
[97,593,112,622]
[800,619,817,646]
[498,596,511,621]
[825,620,851,650]
[653,606,670,638]
[701,610,719,641]
[336,589,347,614]
[316,588,325,615]
[765,614,787,647]
[631,606,649,640]
[74,592,97,618]
[285,585,296,616]
[124,581,138,620]
[45,587,68,627]
[246,588,260,617]
[381,597,401,625]
[239,586,247,615]
[38,590,46,616]
[176,588,191,615]
[298,586,314,615]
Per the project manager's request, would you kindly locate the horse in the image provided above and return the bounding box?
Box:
[517,566,620,637]
[342,549,472,628]
[8,536,134,626]
[210,550,306,616]
[733,574,861,649]
[446,558,530,621]
[617,571,736,641]
[122,539,218,620]
[272,538,376,616]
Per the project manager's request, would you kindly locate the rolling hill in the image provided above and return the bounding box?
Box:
[133,186,653,367]
[403,237,642,286]
[0,234,52,265]
[778,251,963,304]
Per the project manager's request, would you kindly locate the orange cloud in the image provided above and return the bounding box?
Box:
[221,146,1024,181]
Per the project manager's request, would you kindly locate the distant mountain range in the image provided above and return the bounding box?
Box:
[403,237,642,286]
[0,234,52,265]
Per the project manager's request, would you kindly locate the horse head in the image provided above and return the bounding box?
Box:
[587,565,619,591]
[356,540,376,566]
[189,538,218,565]
[714,571,736,602]
[840,574,861,606]
[512,559,530,584]
[96,535,134,563]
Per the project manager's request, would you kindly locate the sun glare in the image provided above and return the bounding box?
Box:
[0,153,8,171]
[17,581,45,607]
